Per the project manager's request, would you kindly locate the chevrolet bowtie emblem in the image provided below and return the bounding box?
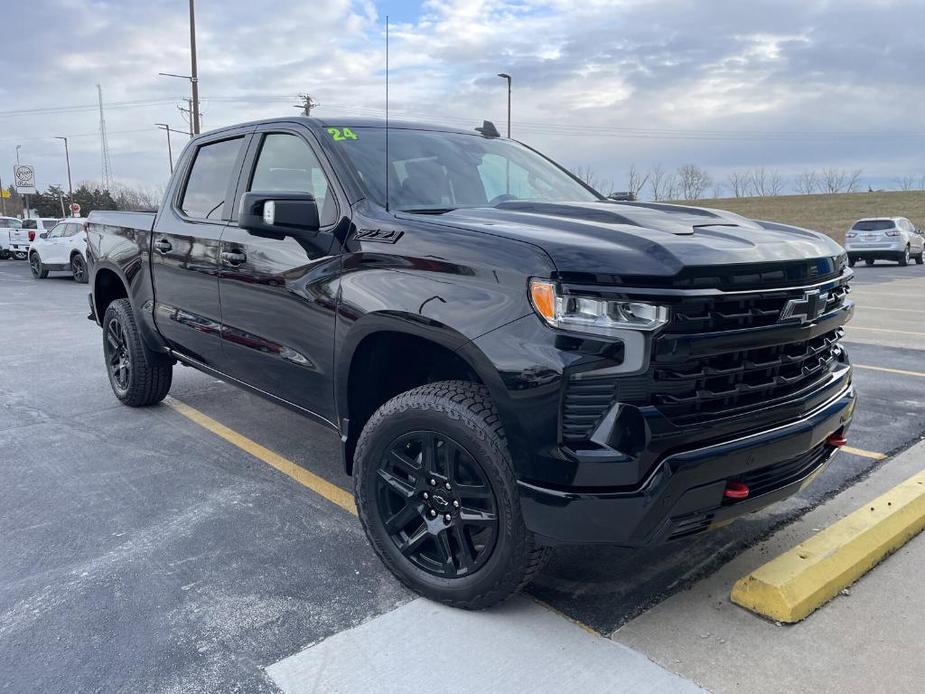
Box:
[779,289,829,324]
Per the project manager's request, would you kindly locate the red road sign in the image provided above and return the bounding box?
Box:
[70,203,81,216]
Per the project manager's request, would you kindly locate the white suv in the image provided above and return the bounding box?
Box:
[845,217,925,266]
[28,218,89,283]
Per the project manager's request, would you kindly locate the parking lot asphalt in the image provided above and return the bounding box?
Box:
[2,258,924,691]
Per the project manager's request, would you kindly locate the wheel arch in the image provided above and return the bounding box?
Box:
[337,312,510,475]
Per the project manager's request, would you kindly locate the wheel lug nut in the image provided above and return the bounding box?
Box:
[452,500,459,508]
[444,514,451,522]
[429,478,436,486]
[429,509,437,518]
[444,482,451,491]
[423,492,429,500]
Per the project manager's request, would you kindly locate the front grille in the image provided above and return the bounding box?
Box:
[650,328,844,425]
[667,284,849,334]
[560,272,852,441]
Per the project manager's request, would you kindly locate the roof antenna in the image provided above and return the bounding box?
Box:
[385,15,390,213]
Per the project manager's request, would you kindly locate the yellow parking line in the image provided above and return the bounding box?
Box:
[853,364,925,379]
[731,466,925,622]
[164,396,357,516]
[848,326,925,337]
[842,445,887,461]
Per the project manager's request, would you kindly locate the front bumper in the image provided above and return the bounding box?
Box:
[518,383,856,545]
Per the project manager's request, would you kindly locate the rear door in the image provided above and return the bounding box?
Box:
[151,128,252,367]
[217,124,345,423]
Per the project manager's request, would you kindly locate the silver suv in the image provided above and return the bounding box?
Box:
[845,217,925,267]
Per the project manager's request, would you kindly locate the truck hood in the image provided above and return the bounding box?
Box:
[428,201,845,282]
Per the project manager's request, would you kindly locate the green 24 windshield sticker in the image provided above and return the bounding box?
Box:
[327,127,358,141]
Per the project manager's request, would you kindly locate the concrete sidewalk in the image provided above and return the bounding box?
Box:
[614,439,925,694]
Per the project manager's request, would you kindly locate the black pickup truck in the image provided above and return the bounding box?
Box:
[87,117,856,608]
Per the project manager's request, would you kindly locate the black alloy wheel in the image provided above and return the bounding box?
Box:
[71,254,87,283]
[375,430,498,578]
[105,316,131,393]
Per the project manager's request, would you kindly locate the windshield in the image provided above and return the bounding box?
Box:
[328,126,600,212]
[852,220,895,231]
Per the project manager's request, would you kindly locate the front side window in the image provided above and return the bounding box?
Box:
[48,224,67,238]
[249,133,337,226]
[329,126,599,212]
[180,137,244,220]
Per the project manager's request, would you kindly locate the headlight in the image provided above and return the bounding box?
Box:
[529,279,669,335]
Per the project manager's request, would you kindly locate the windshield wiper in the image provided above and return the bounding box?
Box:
[399,207,457,215]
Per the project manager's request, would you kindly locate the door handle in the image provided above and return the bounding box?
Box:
[221,250,247,265]
[154,238,172,253]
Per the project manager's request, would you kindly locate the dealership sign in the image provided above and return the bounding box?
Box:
[13,164,36,195]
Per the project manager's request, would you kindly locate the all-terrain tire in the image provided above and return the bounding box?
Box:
[102,298,173,407]
[353,381,551,609]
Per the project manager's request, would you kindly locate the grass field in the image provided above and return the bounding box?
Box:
[676,190,925,243]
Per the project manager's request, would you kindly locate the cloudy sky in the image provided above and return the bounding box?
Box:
[3,0,924,197]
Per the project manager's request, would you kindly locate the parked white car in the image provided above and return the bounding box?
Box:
[0,216,32,259]
[28,218,89,283]
[844,217,925,266]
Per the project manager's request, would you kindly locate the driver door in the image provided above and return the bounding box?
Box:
[218,126,345,423]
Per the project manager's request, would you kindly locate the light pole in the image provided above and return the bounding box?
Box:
[155,123,175,173]
[15,144,21,164]
[188,0,201,135]
[497,73,511,138]
[54,136,74,208]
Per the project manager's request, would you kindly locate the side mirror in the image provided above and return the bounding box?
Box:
[239,191,320,238]
[39,232,48,239]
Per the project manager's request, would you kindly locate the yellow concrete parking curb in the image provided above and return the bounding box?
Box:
[730,467,925,623]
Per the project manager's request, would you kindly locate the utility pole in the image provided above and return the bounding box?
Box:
[0,174,6,216]
[293,94,319,116]
[55,185,66,217]
[497,73,512,137]
[97,84,113,190]
[16,145,21,164]
[54,136,74,204]
[155,124,176,173]
[189,0,201,135]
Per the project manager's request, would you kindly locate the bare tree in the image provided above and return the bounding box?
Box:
[711,181,726,199]
[821,168,848,193]
[727,171,751,198]
[795,170,819,195]
[677,164,712,200]
[573,165,612,195]
[750,167,784,197]
[845,168,863,193]
[649,164,667,201]
[626,164,650,199]
[895,175,917,191]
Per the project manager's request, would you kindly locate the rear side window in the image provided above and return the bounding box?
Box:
[852,220,894,231]
[180,137,244,220]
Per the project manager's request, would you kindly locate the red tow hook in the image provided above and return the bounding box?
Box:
[827,431,848,448]
[724,481,750,500]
